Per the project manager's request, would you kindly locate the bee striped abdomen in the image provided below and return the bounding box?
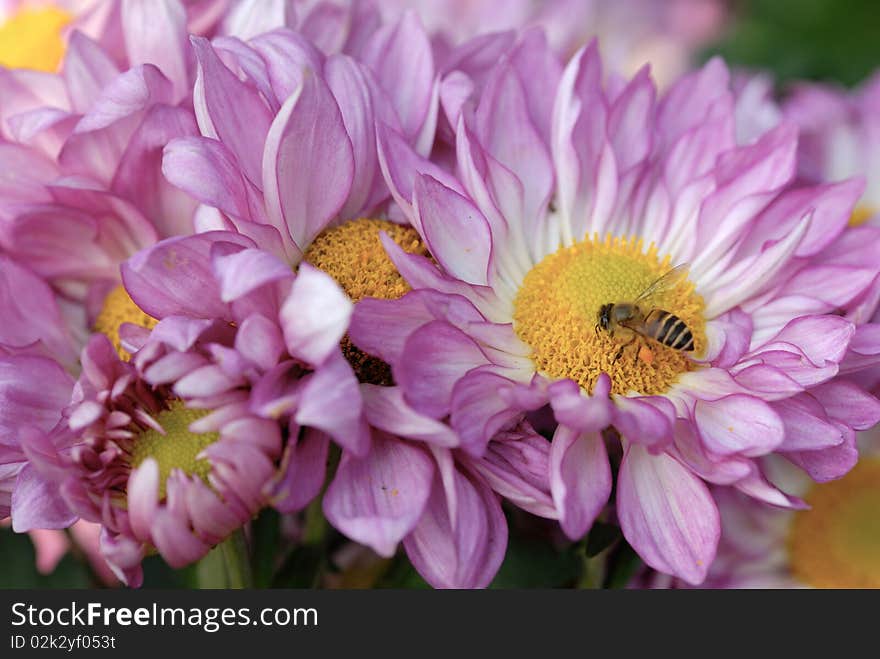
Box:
[646,310,694,351]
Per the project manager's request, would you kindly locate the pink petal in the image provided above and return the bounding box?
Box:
[694,395,784,457]
[162,136,252,219]
[271,428,329,513]
[813,380,880,430]
[0,356,73,444]
[127,459,159,542]
[403,468,507,589]
[11,465,76,532]
[398,321,488,419]
[324,434,434,557]
[360,11,434,141]
[213,246,292,303]
[121,231,253,320]
[612,395,676,450]
[451,368,547,456]
[112,105,199,239]
[616,445,719,585]
[280,263,352,367]
[294,352,370,457]
[122,0,189,100]
[63,32,120,113]
[235,314,285,372]
[191,36,273,187]
[470,424,556,519]
[362,385,459,447]
[549,426,611,539]
[413,174,492,286]
[151,508,211,568]
[773,395,844,452]
[261,69,354,252]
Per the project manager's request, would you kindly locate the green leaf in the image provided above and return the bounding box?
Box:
[140,554,198,588]
[375,553,430,589]
[606,541,644,589]
[271,544,325,588]
[250,509,282,588]
[490,536,581,588]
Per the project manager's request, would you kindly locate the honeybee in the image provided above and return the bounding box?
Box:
[596,264,695,361]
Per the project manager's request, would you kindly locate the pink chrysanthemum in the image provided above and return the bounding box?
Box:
[639,430,880,589]
[115,24,560,587]
[783,73,880,399]
[354,44,880,584]
[785,71,880,229]
[0,5,202,352]
[374,0,727,88]
[18,330,283,586]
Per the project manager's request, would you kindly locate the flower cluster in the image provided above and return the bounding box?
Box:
[1,0,878,589]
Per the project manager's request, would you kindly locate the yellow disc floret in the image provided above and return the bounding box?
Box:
[303,218,428,302]
[513,234,706,396]
[0,6,71,72]
[788,458,880,589]
[128,402,219,500]
[849,204,877,227]
[304,218,429,385]
[93,285,158,360]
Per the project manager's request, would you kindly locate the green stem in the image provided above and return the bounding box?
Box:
[197,529,253,589]
[577,541,608,589]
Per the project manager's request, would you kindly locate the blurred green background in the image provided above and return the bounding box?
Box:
[706,0,880,87]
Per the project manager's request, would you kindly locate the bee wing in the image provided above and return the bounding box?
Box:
[634,263,691,304]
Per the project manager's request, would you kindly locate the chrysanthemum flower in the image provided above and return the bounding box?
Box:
[17,327,284,586]
[0,6,203,340]
[785,72,880,228]
[374,0,727,88]
[0,1,306,334]
[783,73,880,396]
[119,23,560,587]
[120,226,521,587]
[0,3,314,572]
[649,429,880,589]
[357,44,880,584]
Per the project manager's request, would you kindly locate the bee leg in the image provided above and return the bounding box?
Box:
[613,335,637,362]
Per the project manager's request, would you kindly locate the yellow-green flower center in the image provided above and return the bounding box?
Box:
[303,218,429,386]
[0,6,71,72]
[93,285,158,360]
[789,458,880,588]
[513,234,706,396]
[128,401,219,500]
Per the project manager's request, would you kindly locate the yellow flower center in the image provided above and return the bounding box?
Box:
[93,285,158,360]
[128,401,219,500]
[849,204,876,227]
[304,218,428,302]
[788,458,880,589]
[0,6,71,72]
[513,234,706,396]
[303,218,429,386]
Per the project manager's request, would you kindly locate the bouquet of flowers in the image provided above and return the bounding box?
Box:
[1,0,878,590]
